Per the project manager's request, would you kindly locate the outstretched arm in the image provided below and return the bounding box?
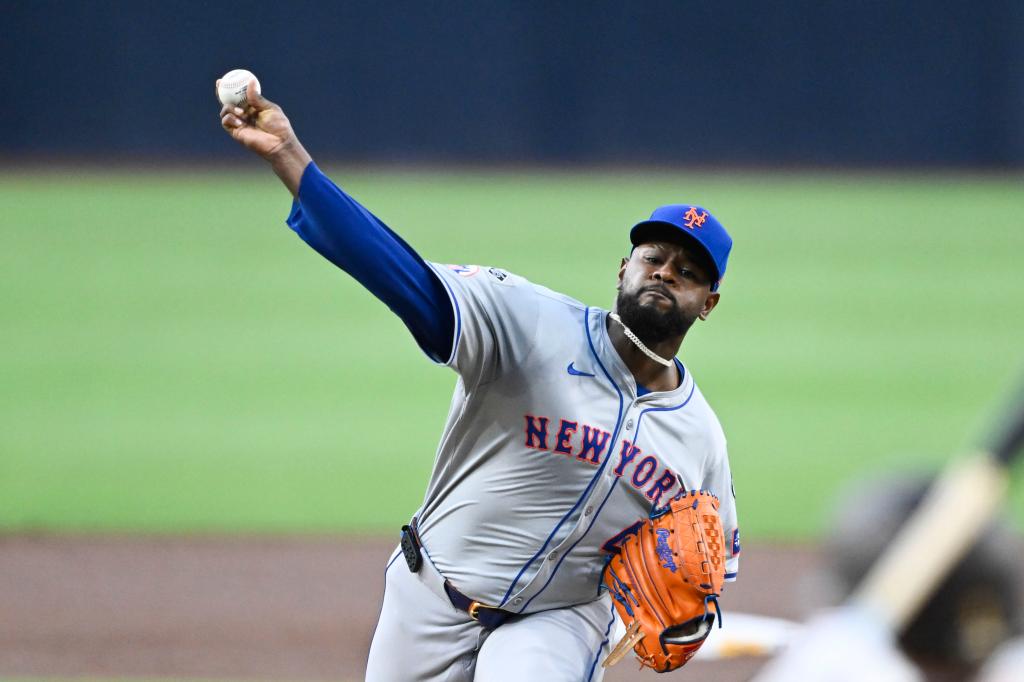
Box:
[216,78,454,361]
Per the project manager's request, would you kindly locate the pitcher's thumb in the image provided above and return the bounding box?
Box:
[246,78,272,110]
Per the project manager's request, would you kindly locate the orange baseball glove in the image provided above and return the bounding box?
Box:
[602,489,727,672]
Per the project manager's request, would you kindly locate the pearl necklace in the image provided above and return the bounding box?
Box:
[608,312,674,367]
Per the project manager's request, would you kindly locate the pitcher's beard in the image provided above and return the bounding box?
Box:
[614,289,695,347]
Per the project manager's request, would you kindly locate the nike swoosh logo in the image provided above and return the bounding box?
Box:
[566,362,596,377]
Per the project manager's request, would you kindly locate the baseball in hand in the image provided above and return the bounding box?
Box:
[218,69,261,108]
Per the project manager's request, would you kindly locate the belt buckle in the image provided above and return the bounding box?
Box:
[467,601,483,621]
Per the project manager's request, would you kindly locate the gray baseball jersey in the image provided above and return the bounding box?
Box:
[413,262,740,613]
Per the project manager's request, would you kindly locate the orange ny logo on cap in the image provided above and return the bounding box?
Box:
[682,207,708,229]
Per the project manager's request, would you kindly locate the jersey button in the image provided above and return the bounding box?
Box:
[625,419,635,430]
[584,506,593,516]
[548,551,558,561]
[512,597,523,606]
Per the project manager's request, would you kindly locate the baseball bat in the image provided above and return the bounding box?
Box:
[848,374,1024,633]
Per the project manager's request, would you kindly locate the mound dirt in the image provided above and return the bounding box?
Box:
[0,534,818,681]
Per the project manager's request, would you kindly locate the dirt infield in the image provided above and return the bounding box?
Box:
[0,534,819,681]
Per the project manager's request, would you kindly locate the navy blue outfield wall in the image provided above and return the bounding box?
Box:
[3,0,1023,166]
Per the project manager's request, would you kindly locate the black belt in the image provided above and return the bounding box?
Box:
[441,580,514,630]
[400,520,515,631]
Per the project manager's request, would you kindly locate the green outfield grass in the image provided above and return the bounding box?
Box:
[1,167,1022,539]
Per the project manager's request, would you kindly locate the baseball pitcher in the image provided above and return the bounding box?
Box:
[217,77,740,681]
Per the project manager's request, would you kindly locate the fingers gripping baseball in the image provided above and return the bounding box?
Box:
[216,78,295,159]
[214,70,311,196]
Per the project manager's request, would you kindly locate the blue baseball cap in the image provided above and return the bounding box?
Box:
[630,204,733,291]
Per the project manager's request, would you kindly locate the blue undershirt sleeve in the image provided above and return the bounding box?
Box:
[284,162,454,363]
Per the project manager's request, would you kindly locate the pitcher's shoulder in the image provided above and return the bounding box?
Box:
[683,375,729,446]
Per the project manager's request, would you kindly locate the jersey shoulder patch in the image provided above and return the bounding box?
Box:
[443,263,525,287]
[444,264,480,277]
[486,266,524,287]
[486,266,509,282]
